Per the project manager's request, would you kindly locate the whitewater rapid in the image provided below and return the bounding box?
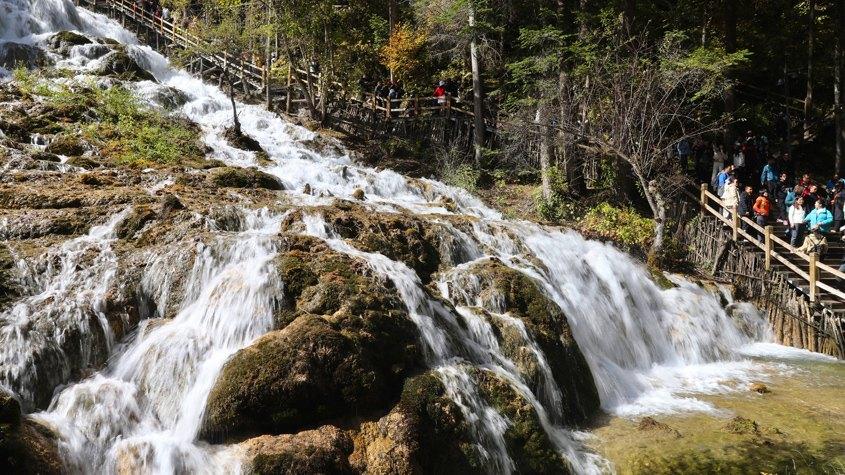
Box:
[0,0,834,473]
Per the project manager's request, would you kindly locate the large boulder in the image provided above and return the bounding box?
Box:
[445,259,601,425]
[95,48,154,81]
[473,369,571,474]
[201,313,416,442]
[239,425,354,474]
[0,388,62,474]
[200,240,422,441]
[46,31,92,55]
[288,205,447,281]
[207,166,283,191]
[350,372,485,474]
[0,42,48,70]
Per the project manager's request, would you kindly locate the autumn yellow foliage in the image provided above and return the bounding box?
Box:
[380,24,428,82]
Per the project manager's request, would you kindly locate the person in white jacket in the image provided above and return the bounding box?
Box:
[787,197,806,247]
[721,176,739,219]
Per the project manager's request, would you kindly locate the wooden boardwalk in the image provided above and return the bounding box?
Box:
[79,0,489,130]
[695,185,845,318]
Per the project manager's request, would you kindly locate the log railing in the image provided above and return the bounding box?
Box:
[695,183,845,303]
[83,0,489,129]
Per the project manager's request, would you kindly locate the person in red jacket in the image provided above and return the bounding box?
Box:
[434,80,447,106]
[752,189,771,241]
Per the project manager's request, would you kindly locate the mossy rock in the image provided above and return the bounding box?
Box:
[392,372,486,474]
[0,244,21,311]
[207,166,283,191]
[303,206,443,281]
[240,426,354,474]
[95,49,154,81]
[0,42,48,70]
[114,205,156,239]
[223,126,264,153]
[0,388,62,475]
[458,259,600,425]
[30,151,61,163]
[473,369,571,474]
[47,31,92,55]
[65,156,101,169]
[201,309,421,442]
[45,135,86,156]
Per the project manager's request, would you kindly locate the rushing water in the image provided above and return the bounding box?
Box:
[0,0,839,473]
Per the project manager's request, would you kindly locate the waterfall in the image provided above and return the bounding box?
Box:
[34,208,282,473]
[0,0,805,473]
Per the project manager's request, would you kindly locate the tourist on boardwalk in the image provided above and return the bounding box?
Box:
[787,196,806,247]
[434,81,447,106]
[711,143,727,185]
[803,184,819,213]
[831,182,845,233]
[803,199,833,236]
[738,184,755,231]
[777,173,792,223]
[760,159,777,198]
[721,176,739,219]
[714,164,733,195]
[752,189,771,241]
[676,137,691,173]
[796,229,828,256]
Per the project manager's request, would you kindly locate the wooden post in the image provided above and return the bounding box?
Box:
[699,183,707,211]
[732,207,740,241]
[809,252,818,302]
[764,225,773,270]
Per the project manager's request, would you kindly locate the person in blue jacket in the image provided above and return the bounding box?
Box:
[803,200,834,233]
[760,159,777,199]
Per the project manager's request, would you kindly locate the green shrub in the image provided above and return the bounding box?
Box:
[580,202,655,250]
[441,162,480,193]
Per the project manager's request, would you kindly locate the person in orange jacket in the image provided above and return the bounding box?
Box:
[752,189,771,241]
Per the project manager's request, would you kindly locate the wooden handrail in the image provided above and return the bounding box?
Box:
[695,184,845,302]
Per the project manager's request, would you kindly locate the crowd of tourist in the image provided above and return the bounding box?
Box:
[699,130,845,270]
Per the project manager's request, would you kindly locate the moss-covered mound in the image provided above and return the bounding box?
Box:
[95,48,154,81]
[474,370,571,474]
[201,242,422,442]
[0,389,62,474]
[362,372,485,474]
[240,425,354,474]
[457,259,600,425]
[286,205,446,281]
[46,31,92,55]
[207,166,283,191]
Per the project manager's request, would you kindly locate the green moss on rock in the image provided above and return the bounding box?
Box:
[462,259,600,425]
[207,166,283,191]
[473,370,571,474]
[45,134,86,156]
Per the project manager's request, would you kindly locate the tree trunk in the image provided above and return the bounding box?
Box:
[722,0,736,146]
[622,0,635,35]
[388,0,398,82]
[225,64,241,136]
[264,4,272,111]
[647,179,667,264]
[804,0,815,141]
[282,41,319,119]
[535,108,552,200]
[836,0,844,174]
[468,3,485,167]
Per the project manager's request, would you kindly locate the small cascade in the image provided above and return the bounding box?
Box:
[34,208,282,473]
[302,214,609,474]
[0,208,131,410]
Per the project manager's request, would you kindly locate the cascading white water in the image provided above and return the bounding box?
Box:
[0,0,826,473]
[34,208,282,473]
[0,207,131,410]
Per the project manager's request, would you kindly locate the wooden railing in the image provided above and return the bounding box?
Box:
[695,183,845,303]
[82,0,492,130]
